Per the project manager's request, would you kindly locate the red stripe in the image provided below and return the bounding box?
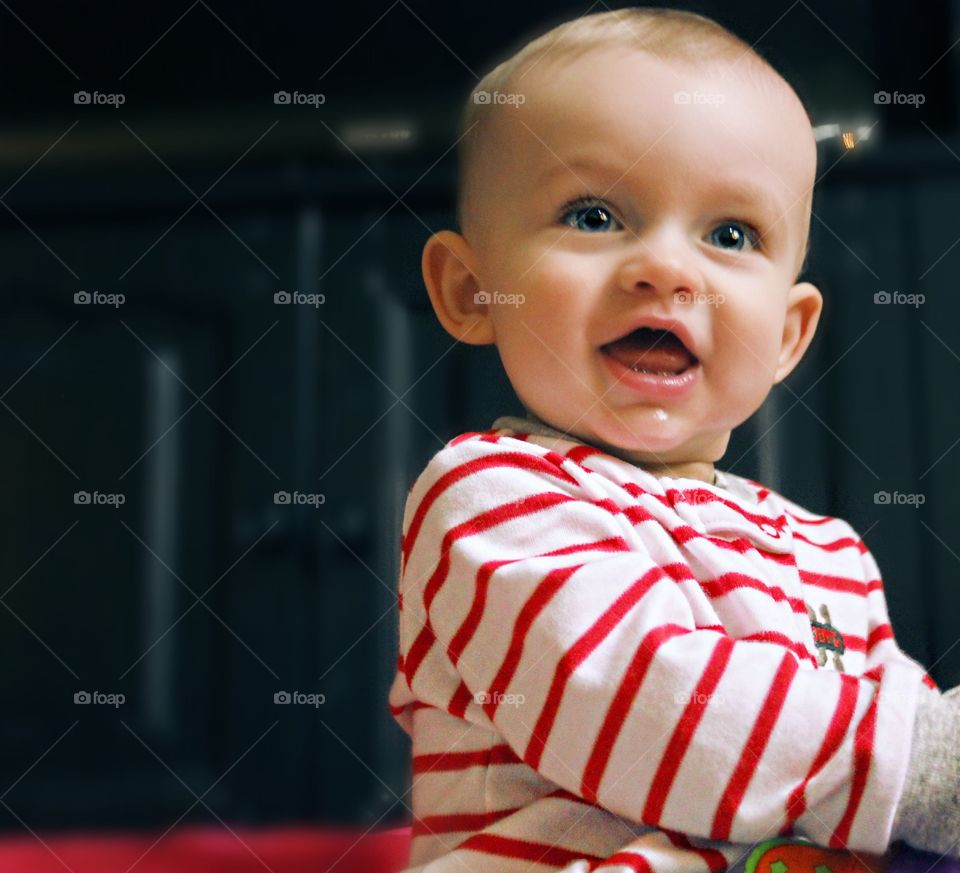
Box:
[412,806,519,836]
[448,537,630,667]
[402,451,579,567]
[621,482,783,532]
[831,682,878,847]
[406,490,578,688]
[699,571,808,614]
[799,570,868,595]
[793,531,863,553]
[740,631,818,666]
[404,624,437,688]
[568,447,605,464]
[449,431,494,446]
[589,852,655,872]
[662,519,797,563]
[712,652,799,839]
[783,509,835,526]
[448,680,474,719]
[422,491,574,615]
[482,564,580,722]
[413,743,521,774]
[866,624,892,651]
[579,623,688,802]
[524,563,671,770]
[642,636,735,825]
[842,634,865,653]
[456,832,603,866]
[447,558,512,667]
[664,830,729,872]
[784,673,859,831]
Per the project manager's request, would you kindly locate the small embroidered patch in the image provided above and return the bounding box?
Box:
[806,603,845,672]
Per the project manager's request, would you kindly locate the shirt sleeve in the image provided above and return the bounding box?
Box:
[399,436,930,854]
[856,543,939,692]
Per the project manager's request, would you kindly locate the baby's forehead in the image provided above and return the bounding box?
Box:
[485,46,815,210]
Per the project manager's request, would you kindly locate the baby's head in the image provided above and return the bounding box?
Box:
[422,7,823,483]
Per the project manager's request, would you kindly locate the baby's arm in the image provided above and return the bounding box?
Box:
[400,435,935,855]
[851,542,960,856]
[892,685,960,857]
[857,545,937,690]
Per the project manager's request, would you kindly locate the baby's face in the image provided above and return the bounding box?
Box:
[432,46,822,477]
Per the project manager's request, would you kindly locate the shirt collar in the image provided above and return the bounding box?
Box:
[489,414,793,553]
[489,412,777,511]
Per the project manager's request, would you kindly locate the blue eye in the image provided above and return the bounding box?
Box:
[560,198,622,233]
[709,221,761,251]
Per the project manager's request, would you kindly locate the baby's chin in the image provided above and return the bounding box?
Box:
[589,408,690,445]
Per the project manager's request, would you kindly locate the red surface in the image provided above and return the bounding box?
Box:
[0,824,412,872]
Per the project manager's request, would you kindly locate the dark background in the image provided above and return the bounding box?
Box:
[2,0,960,837]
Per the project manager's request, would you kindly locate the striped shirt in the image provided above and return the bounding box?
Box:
[387,415,937,873]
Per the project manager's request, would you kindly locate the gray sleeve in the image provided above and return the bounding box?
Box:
[891,684,960,857]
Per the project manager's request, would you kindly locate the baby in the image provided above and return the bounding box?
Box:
[388,7,960,872]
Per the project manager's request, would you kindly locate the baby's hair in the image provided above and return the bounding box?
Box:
[455,6,813,279]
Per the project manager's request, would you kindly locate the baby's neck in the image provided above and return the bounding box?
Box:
[632,459,717,486]
[519,409,717,485]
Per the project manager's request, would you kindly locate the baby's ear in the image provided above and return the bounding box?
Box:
[421,231,496,346]
[773,280,823,385]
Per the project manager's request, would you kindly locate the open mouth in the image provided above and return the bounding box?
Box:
[601,326,699,375]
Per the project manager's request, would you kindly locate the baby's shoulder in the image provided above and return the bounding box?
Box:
[735,474,861,541]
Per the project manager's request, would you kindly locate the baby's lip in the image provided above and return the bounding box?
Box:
[601,315,700,362]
